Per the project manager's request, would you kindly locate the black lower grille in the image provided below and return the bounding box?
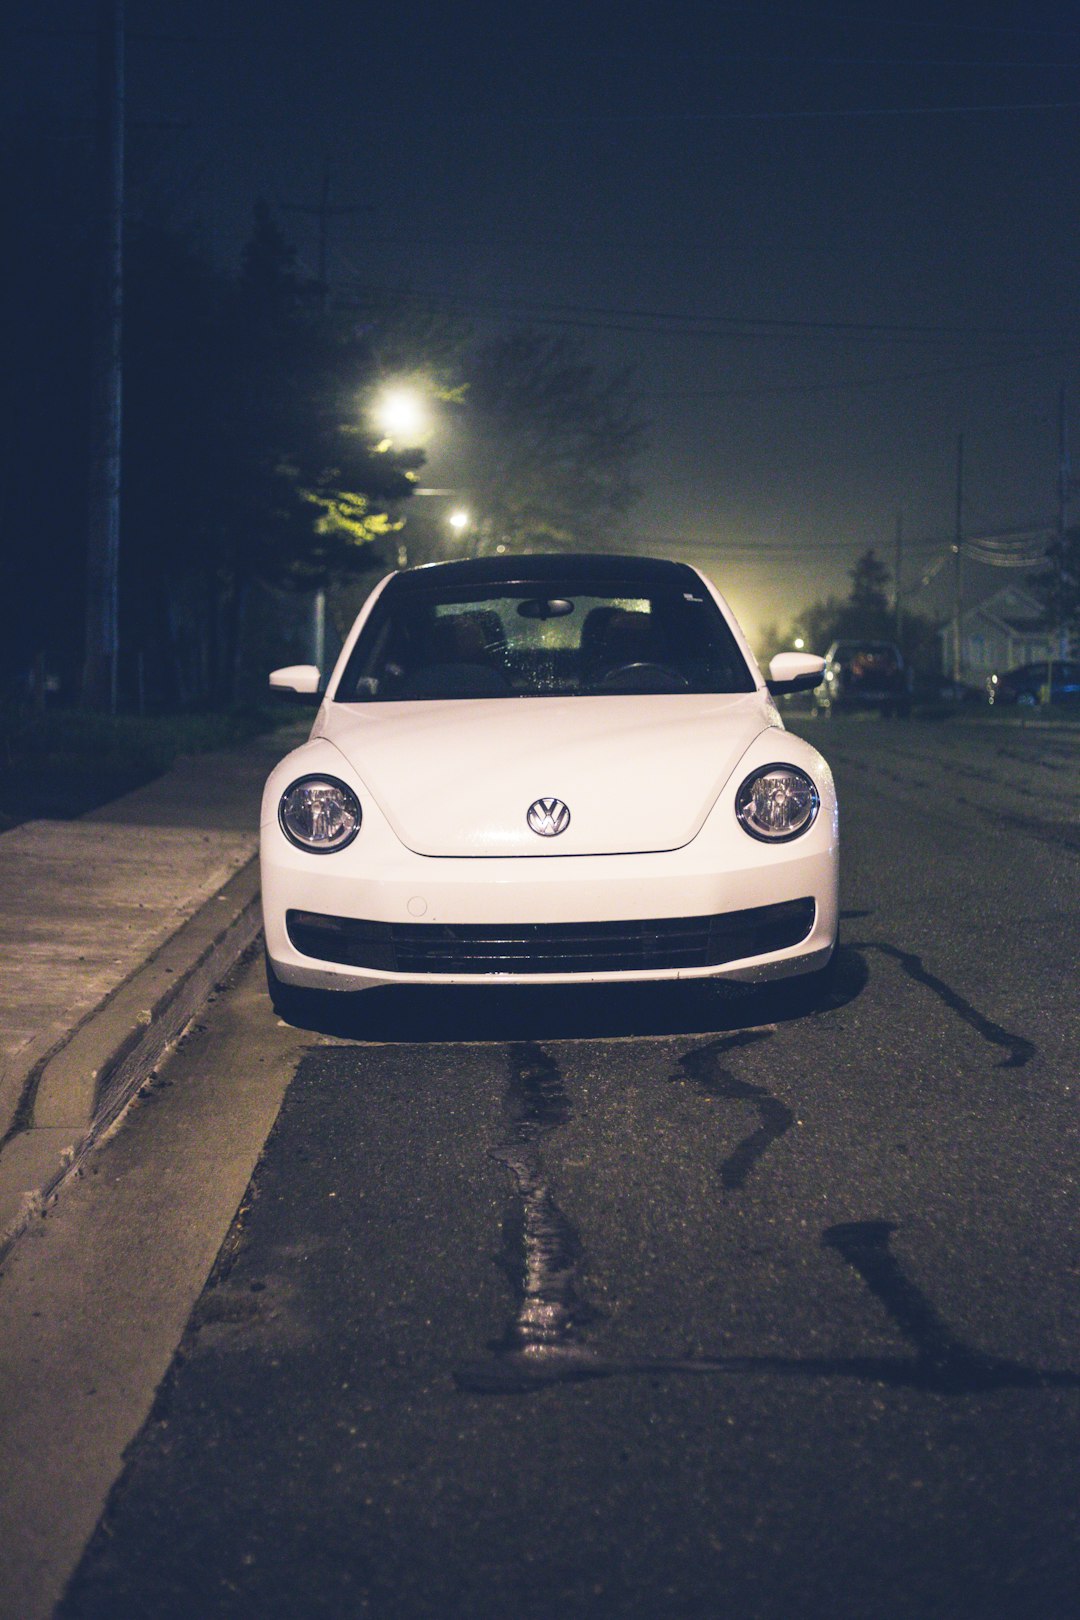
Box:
[286,898,815,976]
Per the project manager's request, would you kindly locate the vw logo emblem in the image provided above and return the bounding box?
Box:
[527,797,571,837]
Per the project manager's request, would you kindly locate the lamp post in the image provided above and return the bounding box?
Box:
[372,387,430,569]
[952,434,964,685]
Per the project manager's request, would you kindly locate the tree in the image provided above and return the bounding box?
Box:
[3,185,644,706]
[200,206,400,694]
[1029,525,1080,645]
[844,548,891,629]
[757,596,845,663]
[759,547,940,676]
[119,218,230,705]
[121,205,427,703]
[0,134,95,698]
[451,330,645,554]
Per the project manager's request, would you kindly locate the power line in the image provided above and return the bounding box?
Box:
[367,99,1080,124]
[209,97,1080,129]
[349,285,1074,343]
[711,2,1080,42]
[624,523,1053,561]
[620,534,944,555]
[344,287,1079,395]
[639,349,1080,401]
[694,53,1080,71]
[617,44,1080,70]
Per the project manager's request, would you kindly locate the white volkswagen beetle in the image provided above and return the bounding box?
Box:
[260,554,837,1019]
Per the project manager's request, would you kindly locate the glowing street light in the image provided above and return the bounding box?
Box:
[447,508,470,533]
[373,386,427,445]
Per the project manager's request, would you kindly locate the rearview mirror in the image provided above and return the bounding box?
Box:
[268,664,322,705]
[517,597,574,619]
[766,651,826,695]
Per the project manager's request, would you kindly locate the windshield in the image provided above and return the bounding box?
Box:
[335,578,756,701]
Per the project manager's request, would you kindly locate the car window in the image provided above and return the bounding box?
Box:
[335,580,756,701]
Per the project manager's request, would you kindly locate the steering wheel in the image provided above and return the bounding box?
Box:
[594,661,690,693]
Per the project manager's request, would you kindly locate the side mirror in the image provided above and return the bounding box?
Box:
[269,664,322,705]
[766,651,826,695]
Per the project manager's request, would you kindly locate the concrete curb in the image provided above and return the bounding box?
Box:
[0,858,263,1261]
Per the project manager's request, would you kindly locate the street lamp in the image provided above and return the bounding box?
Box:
[373,386,427,446]
[448,508,470,534]
[370,386,430,570]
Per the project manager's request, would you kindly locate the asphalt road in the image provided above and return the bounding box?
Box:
[10,718,1080,1619]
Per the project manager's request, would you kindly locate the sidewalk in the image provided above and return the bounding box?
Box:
[0,723,306,1255]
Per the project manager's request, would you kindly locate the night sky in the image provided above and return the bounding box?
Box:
[9,0,1080,642]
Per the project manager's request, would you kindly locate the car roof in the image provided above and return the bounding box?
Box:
[385,553,704,595]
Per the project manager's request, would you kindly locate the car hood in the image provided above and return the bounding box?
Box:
[319,693,776,857]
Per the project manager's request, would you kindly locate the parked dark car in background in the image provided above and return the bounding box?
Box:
[814,640,911,717]
[986,660,1080,706]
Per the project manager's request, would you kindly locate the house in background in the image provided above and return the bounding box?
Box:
[939,584,1074,685]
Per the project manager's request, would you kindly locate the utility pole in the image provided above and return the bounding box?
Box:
[1056,383,1070,662]
[283,162,371,309]
[952,434,964,685]
[312,586,326,674]
[894,507,904,645]
[82,0,125,710]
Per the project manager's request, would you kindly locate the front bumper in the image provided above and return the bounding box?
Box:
[286,895,818,976]
[261,836,838,993]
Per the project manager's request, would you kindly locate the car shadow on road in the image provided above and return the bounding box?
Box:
[273,944,868,1045]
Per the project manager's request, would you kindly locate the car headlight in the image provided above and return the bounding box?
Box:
[278,775,361,853]
[736,764,819,843]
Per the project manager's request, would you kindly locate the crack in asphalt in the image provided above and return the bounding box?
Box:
[459,1025,1066,1396]
[670,1032,790,1191]
[463,1033,796,1394]
[459,1211,1079,1395]
[480,1042,603,1381]
[853,940,1036,1068]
